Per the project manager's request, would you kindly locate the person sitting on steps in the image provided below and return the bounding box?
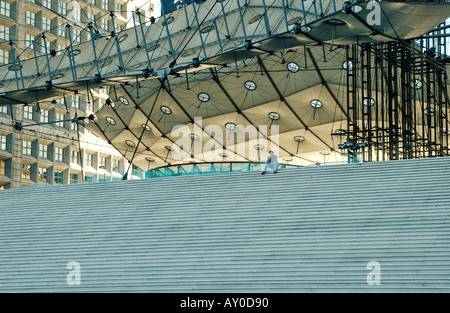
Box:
[261,151,278,175]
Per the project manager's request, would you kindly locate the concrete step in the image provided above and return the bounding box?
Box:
[1,157,450,292]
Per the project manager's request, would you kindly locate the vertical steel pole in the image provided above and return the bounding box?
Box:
[66,24,78,81]
[110,12,126,74]
[88,23,101,77]
[32,40,40,76]
[135,10,153,72]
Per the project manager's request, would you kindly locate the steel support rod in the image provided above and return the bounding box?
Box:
[135,10,153,73]
[160,2,177,62]
[110,12,126,74]
[87,23,101,78]
[66,24,78,81]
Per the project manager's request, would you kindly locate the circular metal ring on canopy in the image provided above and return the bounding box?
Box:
[106,117,116,125]
[225,122,236,130]
[119,96,129,105]
[118,34,128,43]
[141,124,151,132]
[287,62,299,73]
[189,133,200,140]
[244,81,257,91]
[294,136,305,142]
[161,106,172,115]
[198,92,210,102]
[310,99,323,109]
[268,112,280,120]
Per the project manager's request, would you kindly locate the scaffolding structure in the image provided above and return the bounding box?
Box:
[342,31,450,162]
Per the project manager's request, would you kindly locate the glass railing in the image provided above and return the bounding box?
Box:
[145,162,302,178]
[5,162,303,189]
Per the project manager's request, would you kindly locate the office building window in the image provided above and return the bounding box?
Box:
[0,160,5,175]
[58,24,66,38]
[56,45,65,56]
[101,18,108,31]
[0,135,6,150]
[115,23,121,33]
[102,0,108,10]
[71,150,79,164]
[26,11,36,26]
[88,11,94,22]
[22,164,31,179]
[0,1,10,17]
[40,109,49,123]
[39,144,48,159]
[112,159,119,171]
[42,0,51,9]
[38,167,47,182]
[54,171,63,184]
[73,28,80,42]
[54,147,63,162]
[23,141,32,156]
[0,105,7,114]
[70,173,78,184]
[71,120,77,131]
[23,105,33,120]
[25,34,34,49]
[99,86,108,95]
[42,40,51,54]
[85,175,93,183]
[59,2,67,15]
[85,154,93,167]
[70,5,81,23]
[55,112,64,127]
[43,17,52,32]
[99,156,106,169]
[72,95,79,109]
[0,49,8,64]
[86,100,93,112]
[115,2,122,14]
[132,164,139,176]
[0,25,9,41]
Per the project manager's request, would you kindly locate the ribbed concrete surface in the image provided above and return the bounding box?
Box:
[1,157,450,292]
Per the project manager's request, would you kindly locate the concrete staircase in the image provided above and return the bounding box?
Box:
[1,157,450,292]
